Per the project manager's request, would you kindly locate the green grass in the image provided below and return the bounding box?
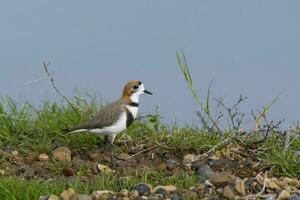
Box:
[0,97,299,199]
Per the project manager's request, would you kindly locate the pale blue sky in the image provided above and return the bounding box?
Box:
[0,1,300,127]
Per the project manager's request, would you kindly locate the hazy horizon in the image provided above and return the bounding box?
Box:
[0,1,300,128]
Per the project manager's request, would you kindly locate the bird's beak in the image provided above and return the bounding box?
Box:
[143,90,153,95]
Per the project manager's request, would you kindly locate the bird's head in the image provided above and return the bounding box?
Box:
[122,80,152,103]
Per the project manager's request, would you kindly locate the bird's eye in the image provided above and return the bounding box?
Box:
[133,85,139,89]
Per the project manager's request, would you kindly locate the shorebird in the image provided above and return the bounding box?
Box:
[63,80,152,164]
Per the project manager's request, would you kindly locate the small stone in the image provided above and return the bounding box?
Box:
[12,150,18,157]
[62,166,76,177]
[166,159,178,171]
[116,153,129,160]
[223,185,235,199]
[89,153,99,162]
[52,147,71,162]
[234,177,246,196]
[38,153,49,162]
[48,195,60,200]
[141,196,148,200]
[155,187,166,196]
[92,190,114,200]
[39,196,49,200]
[74,194,92,200]
[182,154,199,165]
[277,190,290,200]
[289,194,300,200]
[0,169,5,176]
[129,190,140,198]
[24,152,39,165]
[182,191,198,200]
[132,183,151,196]
[120,189,129,197]
[197,164,215,183]
[209,172,235,187]
[263,194,277,200]
[266,178,280,190]
[60,188,76,200]
[170,193,179,200]
[129,145,144,154]
[154,185,177,193]
[97,164,112,173]
[294,151,300,158]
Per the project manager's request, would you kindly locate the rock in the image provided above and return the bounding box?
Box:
[62,166,76,177]
[170,193,179,200]
[266,178,281,191]
[280,177,300,188]
[132,183,152,196]
[166,159,178,171]
[12,150,18,157]
[182,191,198,200]
[234,177,246,196]
[208,172,235,187]
[74,194,92,200]
[0,169,5,176]
[119,189,129,197]
[154,187,166,196]
[289,194,300,200]
[97,164,112,173]
[38,153,49,162]
[129,145,144,154]
[39,196,49,200]
[48,195,60,200]
[89,153,99,162]
[52,147,71,162]
[294,151,300,158]
[182,154,199,165]
[92,190,114,200]
[263,194,277,200]
[116,153,129,160]
[129,190,140,199]
[60,188,76,200]
[277,190,290,200]
[223,185,235,199]
[24,152,39,165]
[197,164,215,183]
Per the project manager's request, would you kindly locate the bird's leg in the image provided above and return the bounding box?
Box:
[109,135,117,167]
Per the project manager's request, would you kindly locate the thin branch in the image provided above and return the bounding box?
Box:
[42,62,80,116]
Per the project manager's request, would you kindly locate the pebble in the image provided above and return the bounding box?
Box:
[97,164,112,173]
[196,164,215,183]
[170,193,179,200]
[263,194,277,200]
[208,172,235,187]
[48,195,60,200]
[92,190,114,200]
[39,196,49,200]
[278,190,290,200]
[38,153,49,162]
[74,194,92,200]
[62,166,76,177]
[182,191,198,200]
[155,187,166,197]
[60,188,76,200]
[129,145,144,154]
[132,183,152,196]
[289,194,300,200]
[116,153,130,160]
[234,177,246,196]
[223,185,235,199]
[166,159,177,171]
[52,147,71,162]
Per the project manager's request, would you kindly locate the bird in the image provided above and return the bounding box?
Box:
[63,80,152,164]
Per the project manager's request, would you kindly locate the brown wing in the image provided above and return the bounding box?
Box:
[66,99,125,132]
